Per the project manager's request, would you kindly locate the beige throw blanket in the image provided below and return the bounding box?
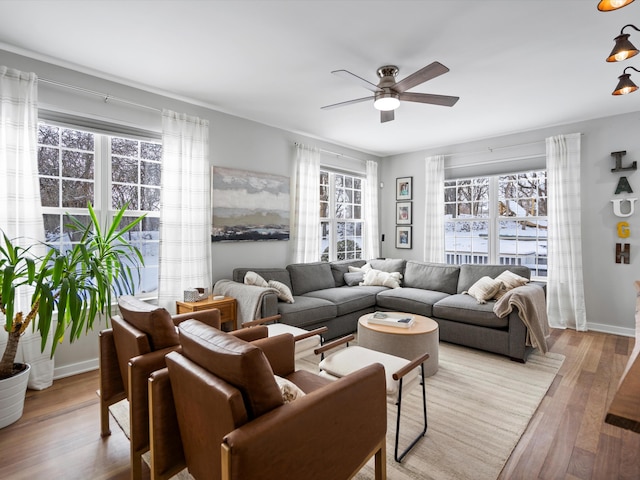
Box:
[213,279,274,325]
[493,283,550,354]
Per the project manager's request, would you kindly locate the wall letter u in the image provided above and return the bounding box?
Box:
[611,198,638,217]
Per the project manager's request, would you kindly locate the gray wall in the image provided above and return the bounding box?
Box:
[3,47,637,378]
[380,112,640,337]
[0,49,379,376]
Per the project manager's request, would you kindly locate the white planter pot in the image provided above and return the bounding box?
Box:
[0,363,31,429]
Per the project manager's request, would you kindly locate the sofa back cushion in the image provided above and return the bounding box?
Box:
[287,262,335,296]
[457,264,531,294]
[329,259,367,286]
[403,261,461,294]
[369,258,406,275]
[232,267,293,292]
[178,319,283,420]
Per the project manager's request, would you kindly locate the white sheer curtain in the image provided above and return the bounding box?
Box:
[0,66,53,389]
[546,133,587,331]
[424,155,445,262]
[158,110,211,312]
[363,160,380,259]
[291,144,320,263]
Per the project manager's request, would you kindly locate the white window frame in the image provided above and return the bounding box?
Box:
[444,169,547,279]
[320,168,365,262]
[37,120,161,295]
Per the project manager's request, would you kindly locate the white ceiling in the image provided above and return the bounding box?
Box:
[1,0,640,157]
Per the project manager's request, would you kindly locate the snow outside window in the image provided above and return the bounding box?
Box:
[37,121,161,294]
[320,169,364,262]
[444,170,547,278]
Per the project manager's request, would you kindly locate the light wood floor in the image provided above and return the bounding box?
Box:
[0,328,638,480]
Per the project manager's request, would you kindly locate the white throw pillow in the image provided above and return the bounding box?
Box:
[268,279,295,303]
[465,276,503,304]
[348,263,372,273]
[274,375,306,403]
[244,271,269,288]
[360,269,402,289]
[493,270,529,300]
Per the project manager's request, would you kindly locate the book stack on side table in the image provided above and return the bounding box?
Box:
[367,312,415,328]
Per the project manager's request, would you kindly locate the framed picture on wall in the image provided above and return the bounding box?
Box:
[396,202,412,225]
[396,226,412,249]
[396,176,413,201]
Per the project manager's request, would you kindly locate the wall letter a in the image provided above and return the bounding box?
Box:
[615,176,634,194]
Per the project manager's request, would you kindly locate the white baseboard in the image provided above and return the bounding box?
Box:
[588,322,635,338]
[54,358,98,380]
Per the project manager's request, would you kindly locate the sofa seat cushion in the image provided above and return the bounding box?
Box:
[303,286,381,316]
[376,288,450,317]
[433,294,508,328]
[277,296,337,328]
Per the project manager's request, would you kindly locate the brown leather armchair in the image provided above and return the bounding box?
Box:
[148,320,388,480]
[98,295,267,480]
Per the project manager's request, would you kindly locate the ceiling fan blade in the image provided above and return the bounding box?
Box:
[381,110,394,123]
[394,61,450,93]
[321,96,374,110]
[399,92,459,107]
[332,69,381,93]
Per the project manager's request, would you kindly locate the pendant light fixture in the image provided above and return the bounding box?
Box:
[613,66,640,95]
[599,0,640,95]
[598,0,635,11]
[607,25,640,62]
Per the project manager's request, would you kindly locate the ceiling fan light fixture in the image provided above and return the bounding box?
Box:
[374,92,400,111]
[598,0,635,11]
[613,68,640,95]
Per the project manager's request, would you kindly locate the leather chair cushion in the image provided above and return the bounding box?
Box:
[178,319,284,419]
[117,295,179,350]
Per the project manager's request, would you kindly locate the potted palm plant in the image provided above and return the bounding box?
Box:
[0,203,144,428]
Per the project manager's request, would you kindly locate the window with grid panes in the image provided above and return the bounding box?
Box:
[444,170,547,278]
[320,169,364,262]
[37,121,161,294]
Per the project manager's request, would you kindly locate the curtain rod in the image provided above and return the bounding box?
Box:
[445,153,545,169]
[444,140,545,158]
[294,142,366,164]
[445,133,584,160]
[39,77,161,113]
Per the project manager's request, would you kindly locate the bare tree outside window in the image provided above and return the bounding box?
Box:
[37,122,162,293]
[445,170,547,277]
[320,170,364,262]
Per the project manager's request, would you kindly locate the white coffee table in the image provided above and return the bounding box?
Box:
[358,312,439,377]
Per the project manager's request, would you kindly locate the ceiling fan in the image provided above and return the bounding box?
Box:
[321,61,459,123]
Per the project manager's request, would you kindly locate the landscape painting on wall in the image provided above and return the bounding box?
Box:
[211,167,290,242]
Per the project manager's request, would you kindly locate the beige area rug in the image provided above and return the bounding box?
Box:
[110,343,564,480]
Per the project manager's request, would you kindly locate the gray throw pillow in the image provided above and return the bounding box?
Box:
[343,271,365,286]
[369,258,406,274]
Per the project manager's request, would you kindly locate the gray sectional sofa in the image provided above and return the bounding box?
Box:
[218,259,539,362]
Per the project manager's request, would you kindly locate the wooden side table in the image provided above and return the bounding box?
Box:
[176,296,237,330]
